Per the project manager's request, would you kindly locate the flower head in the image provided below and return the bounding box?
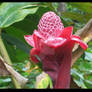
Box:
[38,12,64,38]
[24,11,88,88]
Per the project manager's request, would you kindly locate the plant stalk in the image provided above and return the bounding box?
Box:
[0,29,21,89]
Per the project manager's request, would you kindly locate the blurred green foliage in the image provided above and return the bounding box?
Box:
[0,2,92,89]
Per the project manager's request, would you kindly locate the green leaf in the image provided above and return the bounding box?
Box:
[2,32,30,54]
[62,12,86,23]
[69,2,92,14]
[71,69,84,80]
[12,6,53,34]
[73,78,86,88]
[85,52,92,62]
[79,61,92,73]
[0,3,39,28]
[71,59,92,88]
[71,69,86,88]
[84,80,92,88]
[1,25,31,62]
[36,73,53,89]
[49,76,53,88]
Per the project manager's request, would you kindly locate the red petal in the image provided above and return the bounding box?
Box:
[40,40,55,55]
[39,37,66,55]
[71,35,88,50]
[24,35,35,47]
[72,35,80,39]
[33,30,44,49]
[44,37,67,48]
[30,48,40,63]
[60,26,73,39]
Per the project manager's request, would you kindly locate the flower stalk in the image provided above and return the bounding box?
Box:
[0,29,21,88]
[55,50,72,88]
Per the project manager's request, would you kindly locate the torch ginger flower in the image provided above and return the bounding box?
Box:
[24,12,88,89]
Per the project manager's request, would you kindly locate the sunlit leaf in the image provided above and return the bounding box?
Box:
[85,52,92,62]
[35,72,53,89]
[0,3,39,28]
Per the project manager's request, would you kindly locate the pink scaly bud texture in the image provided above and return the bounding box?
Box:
[38,12,64,38]
[24,11,88,89]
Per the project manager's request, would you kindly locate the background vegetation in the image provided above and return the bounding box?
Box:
[0,2,92,89]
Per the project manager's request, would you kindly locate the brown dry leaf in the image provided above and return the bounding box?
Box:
[0,56,10,76]
[0,55,28,87]
[4,62,28,87]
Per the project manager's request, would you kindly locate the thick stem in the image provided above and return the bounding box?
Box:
[55,50,72,88]
[38,47,72,89]
[0,29,21,88]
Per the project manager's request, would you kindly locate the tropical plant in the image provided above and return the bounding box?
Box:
[0,2,92,89]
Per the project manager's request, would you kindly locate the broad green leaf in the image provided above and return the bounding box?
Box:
[3,38,29,62]
[2,26,30,62]
[2,33,30,54]
[0,3,39,28]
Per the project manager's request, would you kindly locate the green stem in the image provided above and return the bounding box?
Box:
[0,29,21,89]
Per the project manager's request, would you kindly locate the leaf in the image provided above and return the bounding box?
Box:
[1,25,31,62]
[2,32,30,54]
[73,78,86,88]
[62,12,85,23]
[0,3,39,28]
[71,69,86,88]
[69,2,92,14]
[71,60,92,88]
[71,69,84,80]
[4,62,28,87]
[12,5,53,34]
[84,80,92,88]
[0,78,11,83]
[66,3,92,24]
[49,75,53,88]
[0,56,10,76]
[79,61,92,73]
[35,72,53,89]
[0,56,28,87]
[85,52,92,62]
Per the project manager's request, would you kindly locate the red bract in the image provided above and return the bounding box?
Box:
[24,11,88,89]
